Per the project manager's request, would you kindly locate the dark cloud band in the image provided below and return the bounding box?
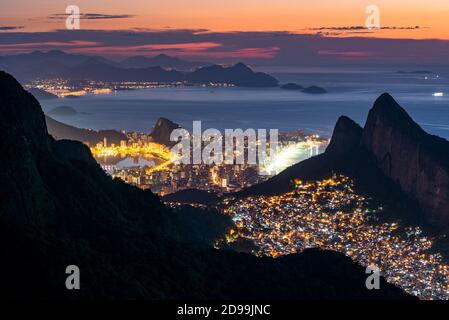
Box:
[48,13,136,20]
[0,29,447,66]
[309,25,421,31]
[0,26,24,31]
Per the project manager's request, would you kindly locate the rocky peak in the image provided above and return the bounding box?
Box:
[362,93,449,227]
[326,116,363,156]
[363,93,423,145]
[150,117,181,146]
[232,62,252,71]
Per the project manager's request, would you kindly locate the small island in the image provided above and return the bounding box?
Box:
[302,86,327,94]
[280,83,304,90]
[48,106,78,116]
[64,95,82,99]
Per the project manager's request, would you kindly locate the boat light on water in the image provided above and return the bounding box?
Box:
[433,92,444,97]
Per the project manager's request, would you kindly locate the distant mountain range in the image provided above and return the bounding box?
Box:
[0,50,277,87]
[60,58,186,82]
[120,54,211,70]
[0,50,206,74]
[0,70,410,299]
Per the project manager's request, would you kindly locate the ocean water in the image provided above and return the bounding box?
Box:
[40,66,449,140]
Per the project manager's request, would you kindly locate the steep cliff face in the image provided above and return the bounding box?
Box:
[362,93,449,227]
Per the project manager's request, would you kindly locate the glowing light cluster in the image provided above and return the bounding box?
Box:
[219,175,449,300]
[261,138,327,174]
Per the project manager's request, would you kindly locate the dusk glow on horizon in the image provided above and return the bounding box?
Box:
[1,0,448,38]
[1,1,449,63]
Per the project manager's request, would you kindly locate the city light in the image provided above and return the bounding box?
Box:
[218,175,449,300]
[261,138,326,175]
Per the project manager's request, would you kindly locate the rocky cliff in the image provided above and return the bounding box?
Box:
[362,93,449,227]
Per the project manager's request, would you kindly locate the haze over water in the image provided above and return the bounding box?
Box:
[41,67,449,140]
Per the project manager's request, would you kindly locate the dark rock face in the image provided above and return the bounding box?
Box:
[0,51,275,87]
[0,72,49,151]
[120,54,210,70]
[62,60,185,82]
[149,117,181,146]
[362,93,449,226]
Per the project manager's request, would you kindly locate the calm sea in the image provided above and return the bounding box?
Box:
[40,66,449,140]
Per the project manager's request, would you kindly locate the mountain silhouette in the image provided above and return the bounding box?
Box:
[61,60,185,82]
[362,93,449,229]
[149,117,181,146]
[187,62,279,87]
[120,54,211,70]
[0,51,278,87]
[45,115,127,146]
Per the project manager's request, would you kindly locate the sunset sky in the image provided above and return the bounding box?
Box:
[1,0,448,38]
[1,1,449,64]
